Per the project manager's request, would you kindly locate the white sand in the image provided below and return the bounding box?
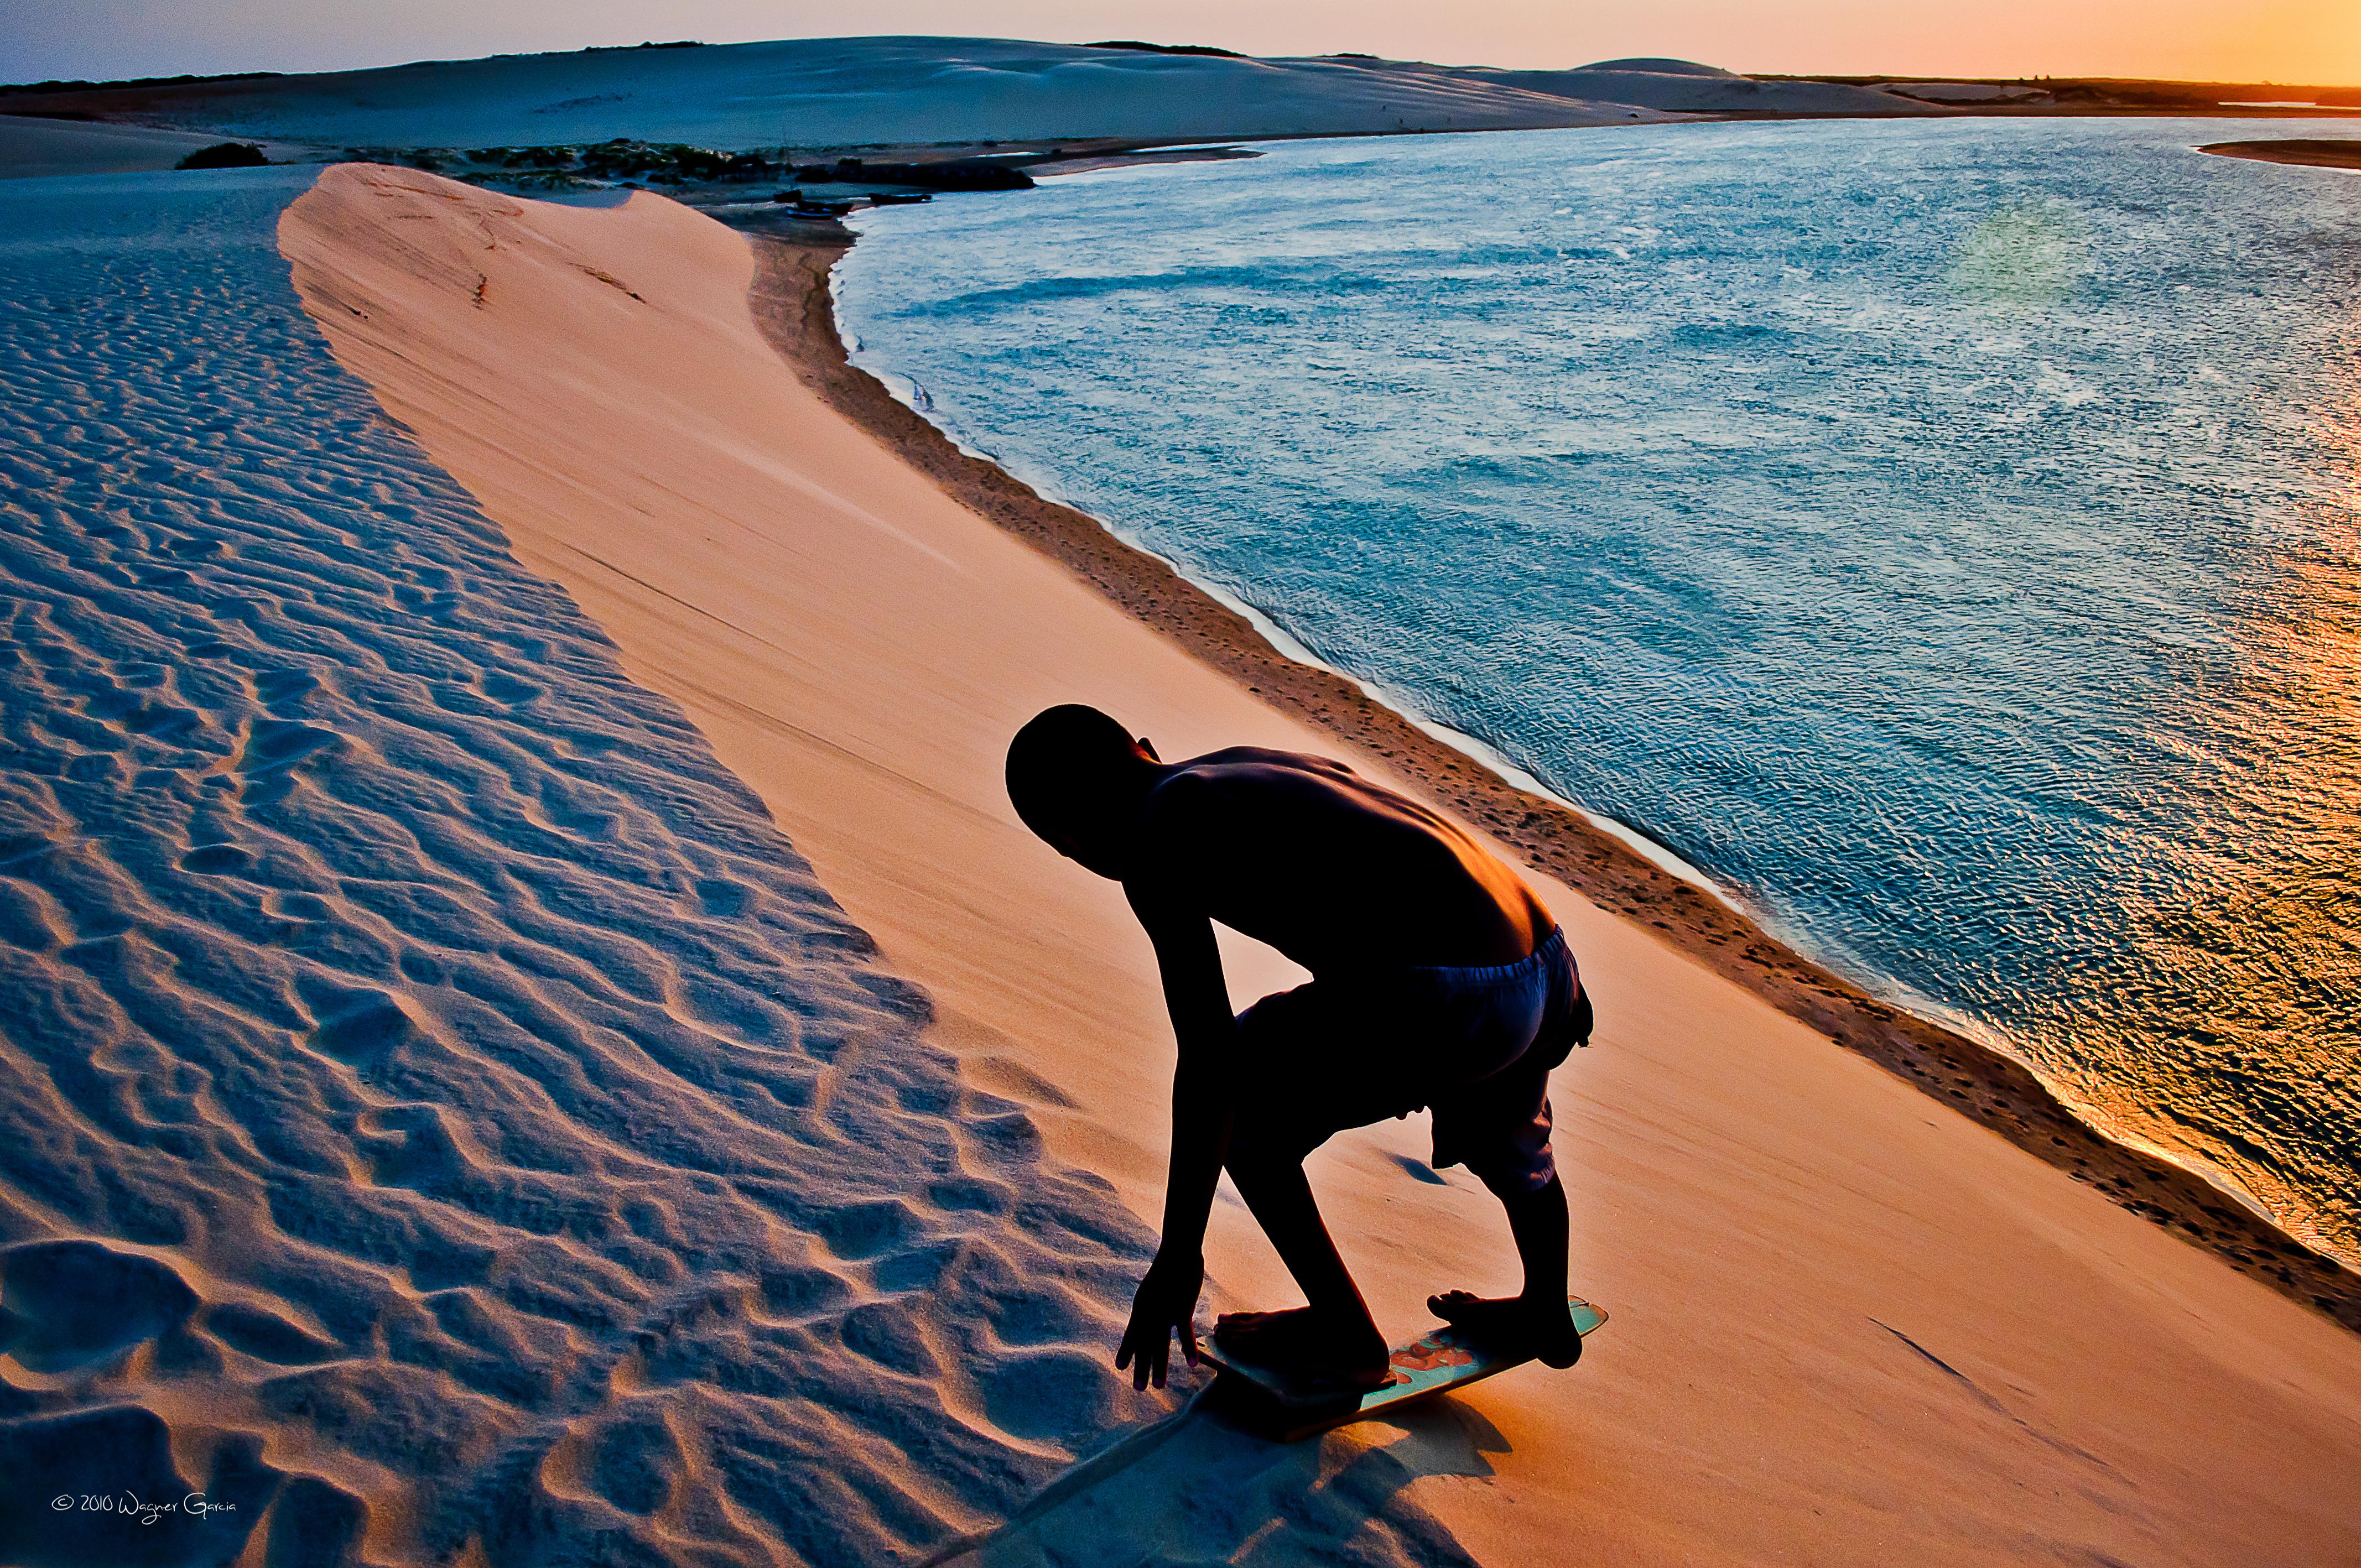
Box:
[1,38,1959,153]
[0,168,1191,1568]
[280,166,2361,1565]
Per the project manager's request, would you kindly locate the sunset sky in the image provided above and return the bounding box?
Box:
[6,0,2356,87]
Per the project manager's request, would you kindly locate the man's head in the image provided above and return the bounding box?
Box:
[1006,704,1162,876]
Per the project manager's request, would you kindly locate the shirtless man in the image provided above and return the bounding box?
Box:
[1003,704,1592,1393]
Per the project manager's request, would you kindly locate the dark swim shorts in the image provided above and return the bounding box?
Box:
[1227,926,1589,1195]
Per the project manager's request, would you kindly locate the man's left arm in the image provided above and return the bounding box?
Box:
[1115,884,1237,1389]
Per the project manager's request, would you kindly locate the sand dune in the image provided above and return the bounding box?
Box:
[0,38,1830,152]
[1399,59,1926,118]
[0,117,300,180]
[0,167,1223,1568]
[277,165,2361,1566]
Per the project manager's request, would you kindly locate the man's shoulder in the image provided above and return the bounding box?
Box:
[1139,765,1223,823]
[1172,747,1357,783]
[1129,767,1252,892]
[1146,751,1364,828]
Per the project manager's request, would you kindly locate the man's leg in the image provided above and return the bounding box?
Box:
[1502,1170,1570,1305]
[1429,1170,1582,1367]
[1219,1145,1390,1379]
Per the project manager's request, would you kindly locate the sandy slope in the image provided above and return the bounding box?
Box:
[280,167,2361,1565]
[0,168,1193,1568]
[1,37,1925,152]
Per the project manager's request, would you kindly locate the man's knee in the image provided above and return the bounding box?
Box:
[1228,1148,1303,1180]
[1467,1152,1557,1202]
[1224,1139,1302,1186]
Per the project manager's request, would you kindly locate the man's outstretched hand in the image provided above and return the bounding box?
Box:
[1115,1248,1203,1390]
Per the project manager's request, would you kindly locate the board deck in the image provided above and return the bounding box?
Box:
[1199,1297,1607,1442]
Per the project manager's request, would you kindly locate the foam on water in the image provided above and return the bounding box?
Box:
[836,118,2361,1265]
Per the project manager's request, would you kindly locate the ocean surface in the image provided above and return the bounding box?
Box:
[834,118,2361,1265]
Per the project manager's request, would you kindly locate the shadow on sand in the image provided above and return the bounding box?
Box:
[929,1388,1507,1566]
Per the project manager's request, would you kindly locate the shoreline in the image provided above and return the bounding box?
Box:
[9,92,2358,192]
[2198,138,2361,170]
[747,218,2361,1334]
[279,165,2361,1561]
[838,324,1752,909]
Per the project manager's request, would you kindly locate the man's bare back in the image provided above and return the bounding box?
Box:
[1126,747,1553,975]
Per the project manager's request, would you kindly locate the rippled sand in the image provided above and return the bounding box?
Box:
[0,168,1192,1568]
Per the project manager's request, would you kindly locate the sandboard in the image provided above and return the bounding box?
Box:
[1198,1297,1607,1442]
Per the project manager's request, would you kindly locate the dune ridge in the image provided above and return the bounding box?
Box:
[276,165,2361,1566]
[0,117,294,181]
[0,167,1446,1568]
[0,36,1952,153]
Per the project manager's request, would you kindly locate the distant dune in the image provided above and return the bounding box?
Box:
[1441,61,1927,117]
[0,36,1942,152]
[0,115,300,179]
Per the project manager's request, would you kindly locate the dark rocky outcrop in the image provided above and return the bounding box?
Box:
[174,141,268,169]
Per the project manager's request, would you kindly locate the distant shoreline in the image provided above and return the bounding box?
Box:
[2199,138,2361,170]
[9,37,2361,185]
[732,210,2361,1335]
[9,75,2360,192]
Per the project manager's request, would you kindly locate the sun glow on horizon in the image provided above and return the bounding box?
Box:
[4,1,2359,92]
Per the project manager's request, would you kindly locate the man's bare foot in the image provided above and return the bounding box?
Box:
[1213,1305,1312,1347]
[1214,1306,1391,1390]
[1428,1290,1582,1369]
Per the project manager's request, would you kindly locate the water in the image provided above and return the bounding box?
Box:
[834,119,2361,1266]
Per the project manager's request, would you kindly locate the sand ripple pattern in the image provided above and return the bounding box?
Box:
[0,168,1200,1568]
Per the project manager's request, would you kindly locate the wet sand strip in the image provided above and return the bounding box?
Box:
[745,223,2361,1336]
